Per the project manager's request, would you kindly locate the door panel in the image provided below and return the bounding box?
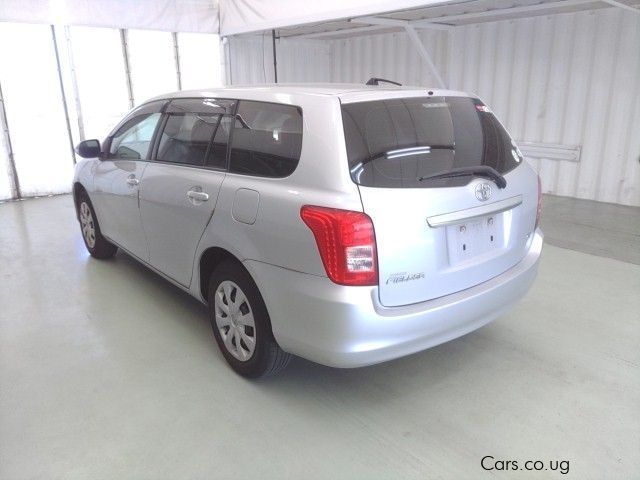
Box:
[90,102,165,261]
[139,164,225,286]
[92,160,149,260]
[138,97,235,286]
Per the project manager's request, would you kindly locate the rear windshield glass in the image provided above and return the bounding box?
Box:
[341,96,522,188]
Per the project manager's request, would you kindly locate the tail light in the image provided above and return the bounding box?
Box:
[300,205,378,286]
[535,175,542,229]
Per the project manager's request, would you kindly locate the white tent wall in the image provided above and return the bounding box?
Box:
[65,26,131,143]
[0,105,16,199]
[127,30,180,105]
[0,23,74,198]
[228,36,332,84]
[226,8,640,206]
[1,0,219,34]
[0,22,223,201]
[178,33,224,90]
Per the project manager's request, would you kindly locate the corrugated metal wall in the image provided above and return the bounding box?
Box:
[445,9,640,206]
[228,35,331,84]
[332,29,449,87]
[228,8,640,206]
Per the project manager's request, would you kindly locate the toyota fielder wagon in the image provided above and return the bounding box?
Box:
[73,83,543,377]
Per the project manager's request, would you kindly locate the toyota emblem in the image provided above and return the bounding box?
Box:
[475,183,492,201]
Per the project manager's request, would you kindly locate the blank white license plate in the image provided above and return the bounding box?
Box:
[446,214,502,264]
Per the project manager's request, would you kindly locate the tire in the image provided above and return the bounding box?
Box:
[77,192,118,259]
[207,260,291,377]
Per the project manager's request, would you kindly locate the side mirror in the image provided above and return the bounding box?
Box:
[75,139,101,158]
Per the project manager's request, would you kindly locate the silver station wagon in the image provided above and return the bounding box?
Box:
[73,83,543,377]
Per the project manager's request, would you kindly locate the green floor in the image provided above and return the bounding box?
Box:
[1,195,638,479]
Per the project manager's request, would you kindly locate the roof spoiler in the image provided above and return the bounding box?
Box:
[365,77,402,86]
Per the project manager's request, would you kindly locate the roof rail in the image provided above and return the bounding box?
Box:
[365,77,402,86]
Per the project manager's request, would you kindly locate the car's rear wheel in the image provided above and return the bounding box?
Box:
[77,193,117,259]
[207,260,291,377]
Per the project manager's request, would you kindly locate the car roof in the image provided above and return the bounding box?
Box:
[147,83,472,104]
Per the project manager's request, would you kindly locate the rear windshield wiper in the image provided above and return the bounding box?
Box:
[418,166,507,189]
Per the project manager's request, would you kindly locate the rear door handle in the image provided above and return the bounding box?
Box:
[126,176,139,186]
[187,189,209,202]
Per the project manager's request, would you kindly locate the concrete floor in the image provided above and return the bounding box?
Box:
[540,195,640,265]
[1,194,639,479]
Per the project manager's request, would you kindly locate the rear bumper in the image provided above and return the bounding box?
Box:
[246,229,543,368]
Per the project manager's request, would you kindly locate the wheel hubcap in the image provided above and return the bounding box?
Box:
[214,280,256,361]
[79,202,96,248]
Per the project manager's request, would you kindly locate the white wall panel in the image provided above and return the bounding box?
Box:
[228,35,331,85]
[69,26,130,141]
[0,23,74,197]
[178,33,223,90]
[277,39,332,83]
[0,23,224,199]
[228,35,270,84]
[0,121,13,201]
[1,0,219,33]
[332,29,448,87]
[228,9,638,206]
[127,30,178,104]
[445,9,640,206]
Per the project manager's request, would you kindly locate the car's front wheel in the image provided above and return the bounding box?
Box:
[77,193,117,259]
[207,260,291,377]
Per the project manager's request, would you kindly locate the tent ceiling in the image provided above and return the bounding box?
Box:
[0,0,219,33]
[225,0,639,39]
[2,0,638,36]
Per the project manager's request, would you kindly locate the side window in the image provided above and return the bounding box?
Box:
[229,101,302,177]
[109,113,161,160]
[156,113,218,166]
[158,97,236,168]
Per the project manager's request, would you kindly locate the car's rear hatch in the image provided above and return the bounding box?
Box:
[341,95,538,307]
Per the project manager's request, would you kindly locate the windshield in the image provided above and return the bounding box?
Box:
[341,96,522,188]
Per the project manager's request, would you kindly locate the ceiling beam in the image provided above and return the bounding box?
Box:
[599,0,640,13]
[282,24,398,40]
[354,16,452,30]
[410,0,596,25]
[278,0,634,41]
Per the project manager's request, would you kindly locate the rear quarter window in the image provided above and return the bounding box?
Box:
[229,101,303,178]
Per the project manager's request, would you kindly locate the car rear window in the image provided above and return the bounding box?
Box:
[341,96,522,188]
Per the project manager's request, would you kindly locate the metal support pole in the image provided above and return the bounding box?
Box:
[227,37,234,85]
[351,17,446,89]
[51,25,77,165]
[120,29,135,108]
[600,0,640,13]
[272,29,278,83]
[172,32,182,90]
[403,25,446,89]
[64,26,85,141]
[0,81,21,199]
